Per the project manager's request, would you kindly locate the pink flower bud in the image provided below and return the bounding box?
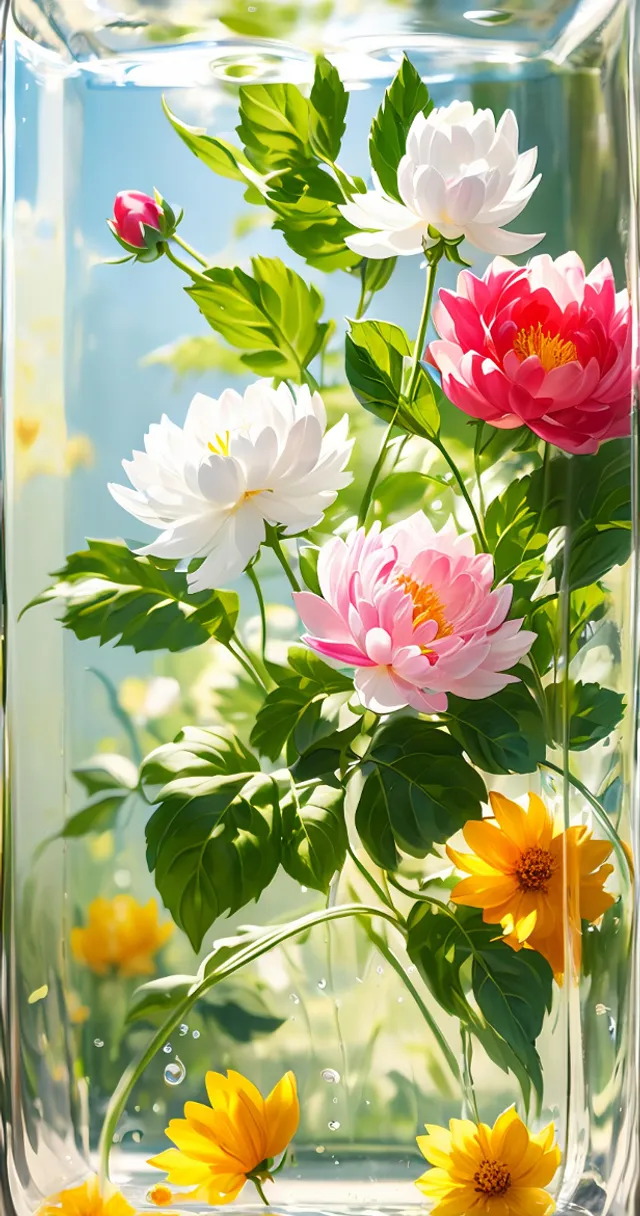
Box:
[112,190,162,249]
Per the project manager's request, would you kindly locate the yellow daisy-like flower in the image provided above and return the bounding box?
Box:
[39,1175,135,1216]
[70,895,173,977]
[415,1106,561,1216]
[447,791,615,980]
[148,1069,300,1206]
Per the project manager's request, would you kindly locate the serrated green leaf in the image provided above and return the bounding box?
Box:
[250,647,353,762]
[281,780,347,891]
[309,55,348,162]
[237,82,313,173]
[447,682,546,775]
[186,255,329,379]
[267,165,360,271]
[24,540,239,653]
[369,57,433,202]
[140,725,259,803]
[545,680,625,751]
[485,473,548,587]
[358,255,398,298]
[355,718,486,869]
[346,320,439,438]
[162,98,258,184]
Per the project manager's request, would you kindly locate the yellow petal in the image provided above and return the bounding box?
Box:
[489,791,530,849]
[265,1070,300,1158]
[525,793,554,849]
[463,819,520,871]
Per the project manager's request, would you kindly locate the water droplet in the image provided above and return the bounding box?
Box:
[406,965,416,975]
[162,1043,173,1054]
[164,1057,186,1086]
[608,1016,616,1040]
[93,1039,104,1048]
[132,1130,143,1143]
[114,868,131,889]
[316,1145,325,1154]
[432,499,443,511]
[321,1068,340,1084]
[376,965,384,975]
[290,1016,297,1022]
[301,885,308,893]
[332,1096,338,1104]
[328,1120,340,1131]
[397,996,404,1004]
[365,1100,371,1106]
[134,1105,141,1113]
[152,1103,162,1114]
[317,978,327,990]
[121,1129,144,1144]
[192,1029,201,1039]
[355,976,362,983]
[179,1023,189,1036]
[290,993,300,1004]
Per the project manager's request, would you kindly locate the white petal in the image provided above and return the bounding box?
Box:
[462,221,545,255]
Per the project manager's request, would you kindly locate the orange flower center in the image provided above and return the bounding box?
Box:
[148,1185,174,1207]
[513,321,577,372]
[515,845,555,892]
[474,1159,512,1197]
[396,574,453,636]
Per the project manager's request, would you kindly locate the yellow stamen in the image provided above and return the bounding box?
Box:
[513,321,577,372]
[515,845,555,892]
[474,1159,512,1197]
[208,430,230,456]
[396,574,452,636]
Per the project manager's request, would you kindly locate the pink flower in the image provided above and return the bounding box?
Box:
[427,252,631,455]
[111,190,163,248]
[293,513,535,714]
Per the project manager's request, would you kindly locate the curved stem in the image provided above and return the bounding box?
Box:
[434,439,488,551]
[163,243,207,281]
[461,1027,480,1122]
[347,844,399,914]
[225,639,266,692]
[355,272,368,320]
[539,759,631,882]
[172,232,208,267]
[268,533,301,593]
[251,1178,270,1206]
[246,565,268,665]
[406,258,440,403]
[357,408,398,528]
[98,902,398,1181]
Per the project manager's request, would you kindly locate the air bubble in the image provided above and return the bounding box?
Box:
[376,965,384,975]
[317,978,327,990]
[93,1039,104,1048]
[406,965,416,975]
[290,993,300,1004]
[328,1120,340,1131]
[164,1057,186,1086]
[332,1096,338,1104]
[179,1024,189,1036]
[152,1103,162,1114]
[321,1068,340,1084]
[316,1146,325,1154]
[162,1043,173,1054]
[192,1029,201,1039]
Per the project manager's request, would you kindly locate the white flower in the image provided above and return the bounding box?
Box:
[340,101,543,258]
[109,379,353,591]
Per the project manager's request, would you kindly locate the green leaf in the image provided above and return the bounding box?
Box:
[162,98,258,184]
[369,57,433,202]
[58,752,140,839]
[358,255,398,299]
[237,82,313,173]
[407,903,552,1102]
[140,725,259,803]
[355,718,486,869]
[545,681,625,751]
[309,55,348,162]
[447,682,546,775]
[24,540,239,654]
[298,545,321,594]
[186,256,329,379]
[251,648,354,763]
[281,780,347,891]
[267,166,361,272]
[126,973,195,1025]
[201,988,285,1041]
[61,791,131,838]
[73,753,138,797]
[345,320,439,438]
[485,473,548,587]
[142,335,247,382]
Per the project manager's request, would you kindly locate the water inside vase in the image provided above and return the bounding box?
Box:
[3,0,634,1212]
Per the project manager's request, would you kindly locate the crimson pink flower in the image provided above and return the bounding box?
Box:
[427,252,631,455]
[112,190,163,248]
[293,513,535,714]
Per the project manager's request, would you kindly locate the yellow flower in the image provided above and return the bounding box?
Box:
[447,791,615,980]
[149,1069,300,1205]
[147,1186,173,1207]
[39,1175,135,1216]
[416,1107,561,1216]
[71,895,173,977]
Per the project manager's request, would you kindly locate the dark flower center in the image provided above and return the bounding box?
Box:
[474,1158,512,1197]
[515,845,555,892]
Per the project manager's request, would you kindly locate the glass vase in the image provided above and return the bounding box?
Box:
[1,0,638,1212]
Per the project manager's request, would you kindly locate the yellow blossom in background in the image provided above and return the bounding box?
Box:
[149,1069,300,1205]
[39,1175,135,1216]
[67,992,90,1025]
[447,791,615,980]
[415,1107,561,1216]
[71,895,173,977]
[146,1186,173,1207]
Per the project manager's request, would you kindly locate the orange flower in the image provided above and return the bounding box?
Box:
[39,1176,135,1216]
[71,896,173,977]
[416,1106,561,1215]
[149,1069,300,1205]
[447,791,615,980]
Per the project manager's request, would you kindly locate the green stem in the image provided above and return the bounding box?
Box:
[268,533,301,593]
[98,902,398,1182]
[251,1178,270,1206]
[163,243,207,281]
[406,256,440,403]
[172,232,208,267]
[538,759,631,883]
[246,565,268,665]
[435,439,488,551]
[355,272,368,320]
[224,639,266,692]
[347,844,399,914]
[461,1027,480,1122]
[357,408,398,528]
